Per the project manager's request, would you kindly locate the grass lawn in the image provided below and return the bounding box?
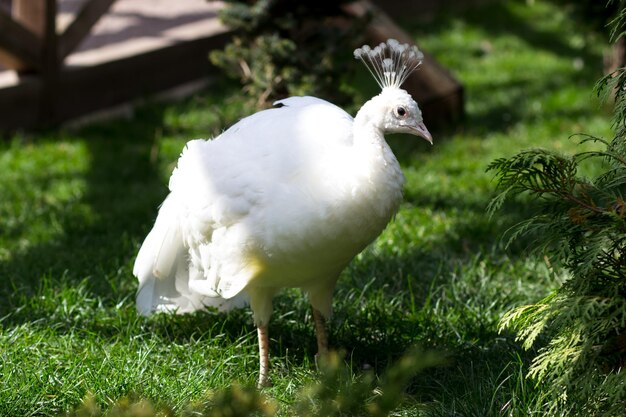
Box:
[0,1,614,415]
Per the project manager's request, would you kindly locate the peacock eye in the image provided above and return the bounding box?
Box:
[395,106,407,118]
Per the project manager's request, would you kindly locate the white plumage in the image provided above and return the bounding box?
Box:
[134,40,432,387]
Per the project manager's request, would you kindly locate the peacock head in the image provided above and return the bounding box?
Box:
[354,39,432,144]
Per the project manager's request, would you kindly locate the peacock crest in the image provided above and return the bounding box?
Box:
[354,39,424,90]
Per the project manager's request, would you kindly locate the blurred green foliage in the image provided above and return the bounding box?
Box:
[67,349,442,417]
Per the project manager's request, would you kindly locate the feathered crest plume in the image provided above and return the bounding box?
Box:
[354,39,424,90]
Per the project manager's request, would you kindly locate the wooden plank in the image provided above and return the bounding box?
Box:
[55,31,233,122]
[0,30,233,130]
[0,9,42,70]
[13,0,46,35]
[58,0,117,60]
[344,0,464,127]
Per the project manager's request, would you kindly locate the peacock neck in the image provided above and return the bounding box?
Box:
[353,96,383,144]
[352,100,397,169]
[349,99,405,220]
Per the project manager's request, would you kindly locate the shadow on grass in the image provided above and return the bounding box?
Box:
[453,2,600,62]
[0,83,271,360]
[0,106,171,322]
[402,1,606,140]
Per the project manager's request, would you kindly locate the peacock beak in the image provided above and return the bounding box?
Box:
[410,121,433,145]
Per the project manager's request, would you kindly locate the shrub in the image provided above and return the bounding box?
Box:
[487,2,626,414]
[209,0,369,108]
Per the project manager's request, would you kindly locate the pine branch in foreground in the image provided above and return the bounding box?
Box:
[487,4,626,413]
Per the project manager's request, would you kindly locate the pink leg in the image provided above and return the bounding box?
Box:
[312,307,329,356]
[257,325,270,388]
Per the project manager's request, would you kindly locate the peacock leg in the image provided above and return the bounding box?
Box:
[312,307,329,357]
[257,325,270,388]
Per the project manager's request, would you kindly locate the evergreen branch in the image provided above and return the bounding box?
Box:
[489,20,626,409]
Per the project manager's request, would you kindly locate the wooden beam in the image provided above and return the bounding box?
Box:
[0,30,234,130]
[0,8,42,70]
[38,0,59,126]
[58,0,117,60]
[13,0,46,35]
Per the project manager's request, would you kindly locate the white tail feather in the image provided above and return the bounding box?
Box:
[134,195,248,315]
[134,195,186,315]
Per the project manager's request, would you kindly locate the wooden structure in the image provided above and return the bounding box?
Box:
[0,0,231,130]
[0,0,462,131]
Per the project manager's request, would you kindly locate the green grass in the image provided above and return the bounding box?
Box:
[0,1,614,415]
